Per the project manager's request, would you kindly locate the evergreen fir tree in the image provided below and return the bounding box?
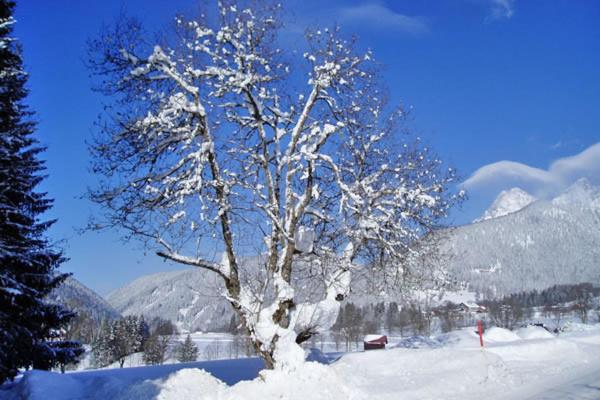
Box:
[138,315,150,348]
[111,316,143,368]
[91,316,147,368]
[176,335,198,363]
[143,333,169,365]
[0,0,82,381]
[91,320,114,368]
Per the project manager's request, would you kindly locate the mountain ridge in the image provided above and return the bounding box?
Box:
[474,187,536,223]
[47,276,121,322]
[444,178,600,298]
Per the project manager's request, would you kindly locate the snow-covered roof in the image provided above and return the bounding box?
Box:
[461,302,482,309]
[364,334,387,342]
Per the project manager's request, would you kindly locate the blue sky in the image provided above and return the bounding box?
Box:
[13,0,600,294]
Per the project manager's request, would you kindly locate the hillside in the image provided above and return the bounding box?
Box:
[47,276,120,322]
[106,269,232,332]
[444,178,600,298]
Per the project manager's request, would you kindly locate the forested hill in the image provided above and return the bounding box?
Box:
[47,276,121,322]
[442,179,600,299]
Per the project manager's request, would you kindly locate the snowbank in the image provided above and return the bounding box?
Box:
[516,326,554,340]
[438,327,481,348]
[155,369,226,400]
[220,362,356,400]
[560,321,600,333]
[483,327,520,343]
[1,358,264,400]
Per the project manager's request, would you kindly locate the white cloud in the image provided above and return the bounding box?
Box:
[338,2,429,34]
[550,143,600,185]
[463,142,600,198]
[488,0,515,20]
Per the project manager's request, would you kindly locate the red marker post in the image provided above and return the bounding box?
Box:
[477,320,484,347]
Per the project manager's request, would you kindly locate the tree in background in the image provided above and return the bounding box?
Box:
[436,302,460,334]
[143,333,170,365]
[91,320,113,368]
[92,316,144,368]
[487,301,524,330]
[203,341,222,361]
[111,316,144,367]
[150,317,178,336]
[572,284,593,324]
[176,334,198,363]
[332,303,364,350]
[138,315,150,349]
[63,311,99,344]
[543,304,568,334]
[385,302,399,334]
[0,0,82,381]
[87,0,462,369]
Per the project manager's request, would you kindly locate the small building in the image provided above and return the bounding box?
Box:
[458,302,487,313]
[363,334,388,350]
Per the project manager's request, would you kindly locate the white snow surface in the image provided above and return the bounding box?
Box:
[474,187,536,222]
[483,327,521,343]
[515,326,554,340]
[4,324,600,400]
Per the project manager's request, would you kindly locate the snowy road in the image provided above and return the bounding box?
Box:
[521,366,600,400]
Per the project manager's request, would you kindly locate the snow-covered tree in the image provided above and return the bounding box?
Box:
[91,320,113,368]
[143,333,170,365]
[176,334,198,363]
[32,339,85,374]
[92,316,144,368]
[88,0,462,370]
[0,0,82,381]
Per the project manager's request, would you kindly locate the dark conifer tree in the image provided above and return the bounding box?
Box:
[0,0,82,381]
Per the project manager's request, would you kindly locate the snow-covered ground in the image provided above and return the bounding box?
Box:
[3,324,600,400]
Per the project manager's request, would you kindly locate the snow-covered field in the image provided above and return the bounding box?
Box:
[3,323,600,400]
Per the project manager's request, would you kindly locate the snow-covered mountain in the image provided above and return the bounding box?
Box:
[445,178,600,298]
[106,269,233,333]
[47,276,121,322]
[105,179,600,328]
[474,187,536,222]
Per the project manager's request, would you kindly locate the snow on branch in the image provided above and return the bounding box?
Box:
[88,0,462,370]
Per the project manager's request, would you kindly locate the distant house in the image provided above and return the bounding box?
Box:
[458,302,486,313]
[364,334,388,350]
